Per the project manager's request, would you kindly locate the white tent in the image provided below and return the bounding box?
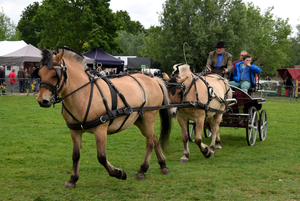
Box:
[0,44,42,67]
[0,40,27,56]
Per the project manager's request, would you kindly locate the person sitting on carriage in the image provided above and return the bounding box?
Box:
[228,54,261,92]
[205,41,233,79]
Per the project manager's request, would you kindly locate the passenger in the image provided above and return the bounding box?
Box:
[206,41,233,78]
[228,54,261,92]
[229,50,248,81]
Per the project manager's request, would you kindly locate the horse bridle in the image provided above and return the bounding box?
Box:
[166,77,186,104]
[34,51,68,104]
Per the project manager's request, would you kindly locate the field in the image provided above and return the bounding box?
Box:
[0,96,299,200]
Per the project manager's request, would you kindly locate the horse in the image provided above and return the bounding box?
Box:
[162,63,233,163]
[35,47,172,188]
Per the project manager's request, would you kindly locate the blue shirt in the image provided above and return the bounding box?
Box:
[216,51,224,68]
[239,64,251,81]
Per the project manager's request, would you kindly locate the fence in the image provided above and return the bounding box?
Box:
[258,80,299,98]
[0,78,39,94]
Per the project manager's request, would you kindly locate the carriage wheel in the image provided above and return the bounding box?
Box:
[246,106,258,146]
[187,121,195,142]
[204,127,212,138]
[259,109,267,141]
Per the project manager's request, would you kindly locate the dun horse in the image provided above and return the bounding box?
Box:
[35,47,171,188]
[163,64,232,163]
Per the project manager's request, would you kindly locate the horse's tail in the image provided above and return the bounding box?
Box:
[153,77,172,152]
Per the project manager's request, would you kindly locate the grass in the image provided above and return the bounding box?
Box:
[0,95,300,200]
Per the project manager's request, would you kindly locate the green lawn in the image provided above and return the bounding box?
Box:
[0,96,299,200]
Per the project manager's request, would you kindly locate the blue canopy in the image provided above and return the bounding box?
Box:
[83,48,124,66]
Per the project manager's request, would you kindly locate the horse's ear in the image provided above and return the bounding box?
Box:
[56,50,64,62]
[162,73,170,81]
[177,76,188,84]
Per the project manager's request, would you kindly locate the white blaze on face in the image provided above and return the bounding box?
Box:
[170,107,178,116]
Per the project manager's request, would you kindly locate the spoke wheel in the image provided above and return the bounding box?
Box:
[259,109,267,141]
[187,121,196,142]
[204,127,212,138]
[246,106,258,146]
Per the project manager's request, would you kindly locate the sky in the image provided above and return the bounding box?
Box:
[0,0,299,36]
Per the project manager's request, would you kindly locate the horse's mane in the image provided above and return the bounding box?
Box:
[56,47,88,70]
[172,63,190,76]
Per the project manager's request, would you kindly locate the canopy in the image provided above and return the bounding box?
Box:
[83,48,124,66]
[0,44,42,66]
[277,68,300,81]
[0,40,27,56]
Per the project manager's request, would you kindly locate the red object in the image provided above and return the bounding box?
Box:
[285,89,289,97]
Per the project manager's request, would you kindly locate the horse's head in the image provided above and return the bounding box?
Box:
[162,72,188,117]
[35,48,67,108]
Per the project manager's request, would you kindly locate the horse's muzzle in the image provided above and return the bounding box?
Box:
[37,98,52,108]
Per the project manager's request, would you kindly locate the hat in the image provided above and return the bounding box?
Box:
[0,66,4,69]
[214,41,226,48]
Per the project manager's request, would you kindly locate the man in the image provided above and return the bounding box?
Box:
[206,41,233,78]
[17,67,26,93]
[230,50,248,80]
[228,54,261,92]
[0,66,6,94]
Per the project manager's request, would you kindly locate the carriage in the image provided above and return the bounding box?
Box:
[187,77,267,146]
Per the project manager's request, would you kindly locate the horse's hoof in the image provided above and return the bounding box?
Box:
[204,151,214,158]
[215,145,222,150]
[64,181,76,188]
[121,171,127,180]
[180,156,189,163]
[135,172,146,180]
[161,167,170,175]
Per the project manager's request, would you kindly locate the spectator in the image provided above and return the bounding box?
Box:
[0,66,6,94]
[8,68,17,93]
[228,54,261,92]
[17,67,26,93]
[265,76,271,81]
[206,41,233,78]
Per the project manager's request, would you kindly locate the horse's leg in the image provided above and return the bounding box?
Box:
[213,113,223,150]
[194,113,214,158]
[64,130,83,188]
[206,116,217,153]
[177,117,190,163]
[134,113,169,179]
[94,126,127,180]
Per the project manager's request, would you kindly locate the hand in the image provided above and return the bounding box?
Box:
[223,68,228,74]
[206,67,211,72]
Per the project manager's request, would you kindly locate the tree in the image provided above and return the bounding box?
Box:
[0,7,19,40]
[17,2,41,47]
[112,31,146,56]
[32,0,121,53]
[114,10,145,35]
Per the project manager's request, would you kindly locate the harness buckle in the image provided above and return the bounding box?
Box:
[124,107,133,115]
[99,116,106,123]
[190,101,196,107]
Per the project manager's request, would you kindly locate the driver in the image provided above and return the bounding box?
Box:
[206,41,233,78]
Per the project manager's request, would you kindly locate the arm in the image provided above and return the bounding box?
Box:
[225,53,233,74]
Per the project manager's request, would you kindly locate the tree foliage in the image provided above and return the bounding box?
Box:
[143,0,292,75]
[17,2,41,47]
[112,31,146,56]
[19,0,121,53]
[0,7,19,40]
[114,10,145,35]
